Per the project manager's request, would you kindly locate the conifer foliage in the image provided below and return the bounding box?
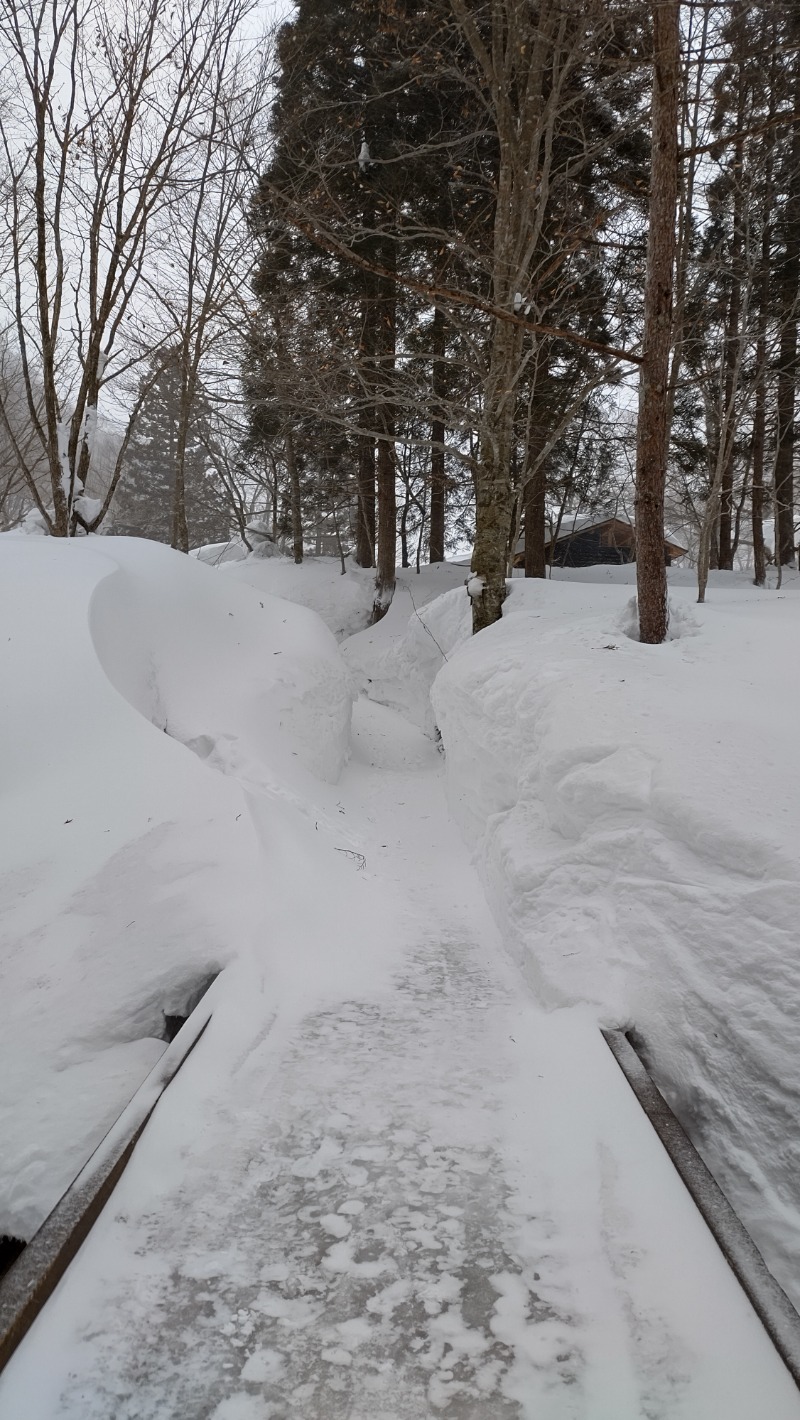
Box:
[113,362,230,549]
[248,0,655,629]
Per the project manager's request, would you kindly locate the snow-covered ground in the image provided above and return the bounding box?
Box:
[430,569,800,1307]
[2,540,800,1416]
[349,560,800,1305]
[222,554,378,641]
[0,537,353,1240]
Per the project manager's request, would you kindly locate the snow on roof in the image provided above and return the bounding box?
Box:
[514,510,631,554]
[547,510,632,541]
[515,510,686,556]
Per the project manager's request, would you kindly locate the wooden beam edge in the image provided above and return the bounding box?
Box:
[602,1027,800,1389]
[0,1010,212,1373]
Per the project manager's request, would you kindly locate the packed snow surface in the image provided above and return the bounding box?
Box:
[431,567,800,1305]
[1,544,799,1417]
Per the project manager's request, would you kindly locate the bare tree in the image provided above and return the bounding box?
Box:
[141,45,271,551]
[0,0,262,537]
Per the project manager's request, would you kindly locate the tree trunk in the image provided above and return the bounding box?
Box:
[524,418,548,578]
[355,273,377,568]
[752,165,773,587]
[285,427,303,563]
[666,0,709,442]
[775,320,799,566]
[750,45,778,587]
[471,313,523,633]
[718,126,744,571]
[429,303,447,563]
[775,62,800,567]
[372,243,397,623]
[752,373,767,585]
[399,475,410,568]
[718,295,740,570]
[171,369,192,554]
[356,433,376,567]
[635,0,679,643]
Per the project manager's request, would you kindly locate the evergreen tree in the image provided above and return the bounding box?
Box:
[113,360,230,548]
[249,0,651,627]
[248,0,493,607]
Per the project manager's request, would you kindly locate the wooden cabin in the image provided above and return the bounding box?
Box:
[514,515,687,570]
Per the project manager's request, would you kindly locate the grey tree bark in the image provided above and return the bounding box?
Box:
[428,304,447,564]
[635,0,680,643]
[774,45,800,566]
[285,428,303,563]
[524,418,549,579]
[450,0,578,633]
[372,245,397,623]
[355,264,377,569]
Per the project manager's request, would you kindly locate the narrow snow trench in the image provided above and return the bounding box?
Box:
[1,699,798,1419]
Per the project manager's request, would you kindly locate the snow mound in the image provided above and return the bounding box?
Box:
[0,536,353,1239]
[192,540,248,565]
[91,539,354,786]
[616,595,701,641]
[432,573,800,1304]
[222,554,376,641]
[343,583,472,734]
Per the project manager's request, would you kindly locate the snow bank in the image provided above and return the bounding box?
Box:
[431,572,800,1303]
[226,556,472,730]
[222,554,376,641]
[343,564,472,733]
[192,539,248,565]
[0,536,354,1239]
[91,539,354,786]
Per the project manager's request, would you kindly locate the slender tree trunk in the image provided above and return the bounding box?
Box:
[285,427,303,563]
[524,419,548,578]
[270,462,278,538]
[752,371,767,585]
[718,306,740,570]
[775,62,800,566]
[666,0,709,439]
[357,433,376,566]
[355,271,377,567]
[429,303,447,562]
[372,243,397,622]
[416,482,427,572]
[718,126,745,570]
[471,314,523,632]
[70,358,101,531]
[171,459,189,551]
[635,0,679,643]
[699,385,746,602]
[750,45,778,587]
[399,474,410,568]
[171,367,193,554]
[752,171,773,587]
[731,457,750,561]
[31,88,69,536]
[775,321,799,566]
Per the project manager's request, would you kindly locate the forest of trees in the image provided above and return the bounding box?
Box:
[1,0,799,641]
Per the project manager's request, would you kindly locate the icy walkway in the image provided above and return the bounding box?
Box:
[1,700,799,1418]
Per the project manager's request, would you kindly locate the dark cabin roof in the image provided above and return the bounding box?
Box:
[520,514,687,550]
[548,516,686,558]
[515,514,687,560]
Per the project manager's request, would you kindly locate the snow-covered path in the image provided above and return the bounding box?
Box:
[1,698,799,1418]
